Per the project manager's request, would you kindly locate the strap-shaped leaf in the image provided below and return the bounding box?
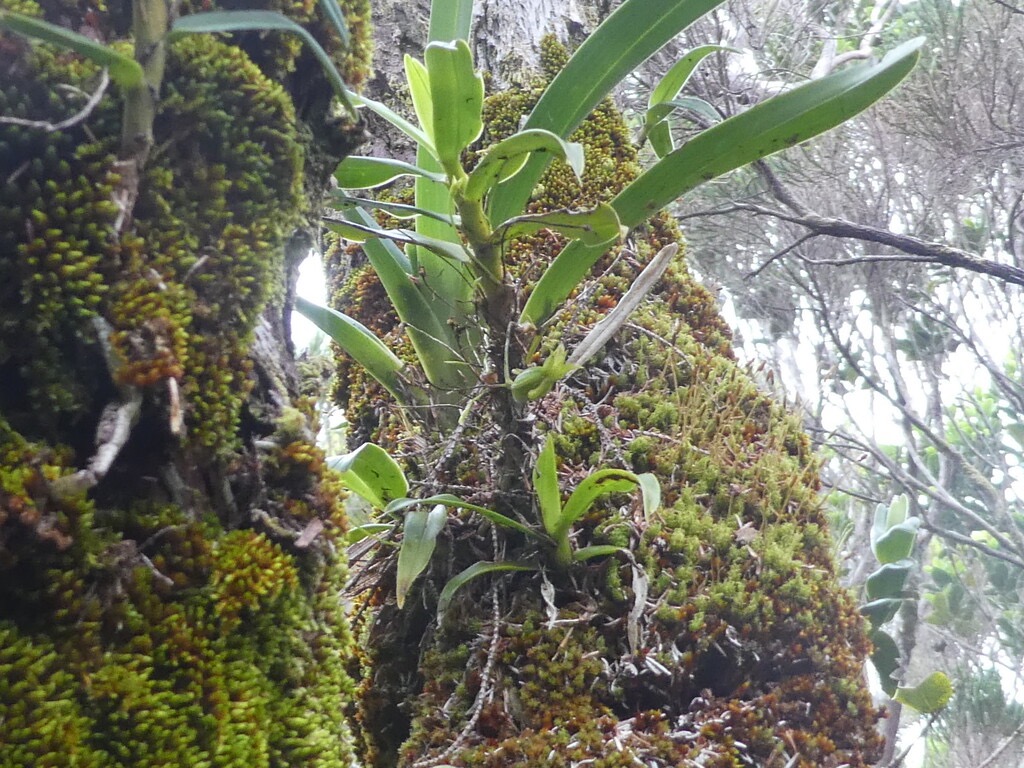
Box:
[294,297,408,402]
[427,0,473,42]
[385,495,541,539]
[488,0,730,224]
[437,561,535,620]
[0,10,144,88]
[317,0,350,45]
[170,11,357,116]
[326,218,470,264]
[465,129,584,202]
[533,435,562,537]
[520,38,923,328]
[573,545,625,562]
[647,96,723,158]
[350,92,435,152]
[330,191,460,225]
[424,40,483,175]
[556,470,640,541]
[396,504,448,608]
[334,156,445,189]
[498,203,623,248]
[328,443,408,509]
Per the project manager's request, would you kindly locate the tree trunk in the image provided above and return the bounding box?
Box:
[0,1,370,765]
[332,6,885,768]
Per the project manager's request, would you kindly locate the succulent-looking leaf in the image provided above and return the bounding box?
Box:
[334,156,445,189]
[520,37,923,328]
[0,10,145,88]
[872,494,910,544]
[437,561,535,620]
[488,0,731,225]
[534,435,562,536]
[872,518,921,564]
[870,629,901,697]
[865,559,914,600]
[424,40,484,175]
[512,344,578,402]
[396,504,448,608]
[895,672,953,713]
[294,297,408,402]
[860,597,902,630]
[465,130,585,202]
[327,443,409,509]
[498,203,624,248]
[170,11,357,116]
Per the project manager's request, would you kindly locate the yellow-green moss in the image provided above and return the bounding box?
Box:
[2,0,371,763]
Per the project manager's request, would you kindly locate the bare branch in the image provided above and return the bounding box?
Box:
[0,69,110,132]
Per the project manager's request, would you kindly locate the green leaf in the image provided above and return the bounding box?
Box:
[865,559,914,600]
[317,0,350,45]
[325,218,470,264]
[498,203,623,248]
[385,495,541,540]
[0,10,145,88]
[644,45,734,156]
[424,40,483,175]
[488,0,730,224]
[636,473,661,521]
[870,629,901,697]
[872,494,909,542]
[327,443,409,509]
[534,435,562,537]
[437,561,535,620]
[647,97,723,158]
[557,470,641,541]
[873,519,921,564]
[428,0,473,42]
[396,504,448,608]
[345,522,393,545]
[895,672,953,713]
[294,297,408,403]
[520,38,923,328]
[170,11,357,117]
[573,545,625,562]
[334,208,470,392]
[614,38,924,224]
[861,597,902,630]
[329,192,459,225]
[405,54,434,142]
[350,92,434,152]
[334,156,445,189]
[464,129,584,202]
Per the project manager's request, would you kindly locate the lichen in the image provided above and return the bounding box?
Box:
[333,37,882,768]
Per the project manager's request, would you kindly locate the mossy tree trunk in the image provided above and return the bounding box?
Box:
[0,2,371,765]
[330,7,886,768]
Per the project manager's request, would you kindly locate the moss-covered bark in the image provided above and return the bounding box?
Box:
[332,41,884,768]
[0,1,370,765]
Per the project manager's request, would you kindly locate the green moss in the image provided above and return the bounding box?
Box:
[334,37,882,768]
